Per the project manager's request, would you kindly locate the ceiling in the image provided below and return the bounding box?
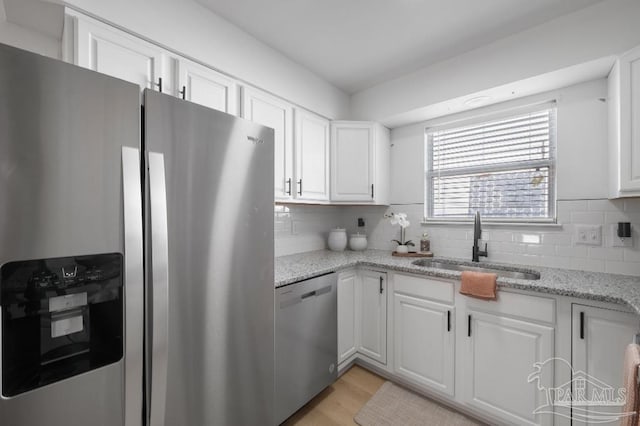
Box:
[195,0,603,94]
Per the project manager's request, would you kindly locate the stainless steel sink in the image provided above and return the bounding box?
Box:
[412,259,541,280]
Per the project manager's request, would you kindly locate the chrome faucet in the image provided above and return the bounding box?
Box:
[472,211,488,262]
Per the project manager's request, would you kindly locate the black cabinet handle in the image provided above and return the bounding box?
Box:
[156,77,163,93]
[467,314,472,337]
[580,311,585,339]
[371,184,374,198]
[297,179,302,196]
[379,276,383,294]
[286,178,292,195]
[447,310,451,332]
[179,85,186,100]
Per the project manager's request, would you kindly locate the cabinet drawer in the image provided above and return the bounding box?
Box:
[394,273,454,304]
[464,290,555,324]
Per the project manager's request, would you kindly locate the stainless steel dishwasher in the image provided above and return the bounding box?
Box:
[275,272,338,425]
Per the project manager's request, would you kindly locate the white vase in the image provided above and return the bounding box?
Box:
[349,233,368,251]
[328,228,347,251]
[395,245,409,254]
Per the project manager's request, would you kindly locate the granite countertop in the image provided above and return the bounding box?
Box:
[275,249,640,315]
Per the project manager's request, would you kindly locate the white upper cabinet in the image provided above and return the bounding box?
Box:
[331,121,390,204]
[68,12,167,93]
[242,87,294,201]
[294,110,330,201]
[609,44,640,197]
[176,58,238,115]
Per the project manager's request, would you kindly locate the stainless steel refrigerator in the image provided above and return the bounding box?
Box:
[0,43,275,426]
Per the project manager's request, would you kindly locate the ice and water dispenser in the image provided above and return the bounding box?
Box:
[0,253,124,397]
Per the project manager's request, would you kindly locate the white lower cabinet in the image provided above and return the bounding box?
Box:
[461,308,554,426]
[358,270,387,364]
[393,293,455,396]
[338,270,358,365]
[571,304,639,426]
[337,268,640,426]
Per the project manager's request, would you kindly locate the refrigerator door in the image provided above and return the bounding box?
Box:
[144,89,275,426]
[0,44,143,426]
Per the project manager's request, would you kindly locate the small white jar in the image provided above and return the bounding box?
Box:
[349,233,368,251]
[328,228,348,251]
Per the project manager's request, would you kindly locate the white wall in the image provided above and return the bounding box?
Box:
[389,79,609,204]
[350,0,640,125]
[59,0,350,119]
[274,205,346,257]
[336,78,640,276]
[0,16,60,58]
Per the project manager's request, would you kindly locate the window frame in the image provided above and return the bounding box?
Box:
[424,102,557,224]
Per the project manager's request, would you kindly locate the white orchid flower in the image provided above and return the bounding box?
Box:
[387,212,410,228]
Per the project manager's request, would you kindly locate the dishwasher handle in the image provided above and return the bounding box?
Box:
[279,285,333,309]
[301,290,316,300]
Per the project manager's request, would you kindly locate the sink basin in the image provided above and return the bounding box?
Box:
[412,259,541,280]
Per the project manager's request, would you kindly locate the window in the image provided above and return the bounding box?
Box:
[425,104,556,222]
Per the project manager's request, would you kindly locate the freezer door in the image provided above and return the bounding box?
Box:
[144,89,275,426]
[0,44,143,426]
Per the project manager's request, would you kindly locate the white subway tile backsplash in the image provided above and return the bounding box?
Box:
[587,199,624,212]
[492,241,527,254]
[525,244,556,256]
[557,200,588,223]
[540,233,572,246]
[276,199,640,276]
[605,261,640,276]
[604,212,629,224]
[623,248,640,262]
[555,245,588,258]
[570,257,605,273]
[587,247,624,261]
[570,211,604,224]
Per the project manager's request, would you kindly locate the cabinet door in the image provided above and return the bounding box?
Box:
[74,16,165,91]
[338,270,358,365]
[394,294,454,396]
[242,87,293,200]
[462,310,554,426]
[358,270,387,364]
[177,58,237,115]
[295,110,330,201]
[331,122,374,202]
[572,305,639,426]
[616,45,640,193]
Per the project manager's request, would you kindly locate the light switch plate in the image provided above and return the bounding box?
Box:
[610,224,632,247]
[574,224,602,246]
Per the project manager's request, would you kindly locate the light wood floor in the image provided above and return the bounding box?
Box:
[282,365,386,426]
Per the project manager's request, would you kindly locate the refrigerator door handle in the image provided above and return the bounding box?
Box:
[148,151,170,426]
[122,147,144,426]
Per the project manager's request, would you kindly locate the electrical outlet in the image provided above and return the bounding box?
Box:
[574,224,602,246]
[610,224,632,247]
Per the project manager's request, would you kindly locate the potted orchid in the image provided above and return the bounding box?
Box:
[384,212,414,253]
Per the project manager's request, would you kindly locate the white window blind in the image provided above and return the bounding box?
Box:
[426,105,556,221]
